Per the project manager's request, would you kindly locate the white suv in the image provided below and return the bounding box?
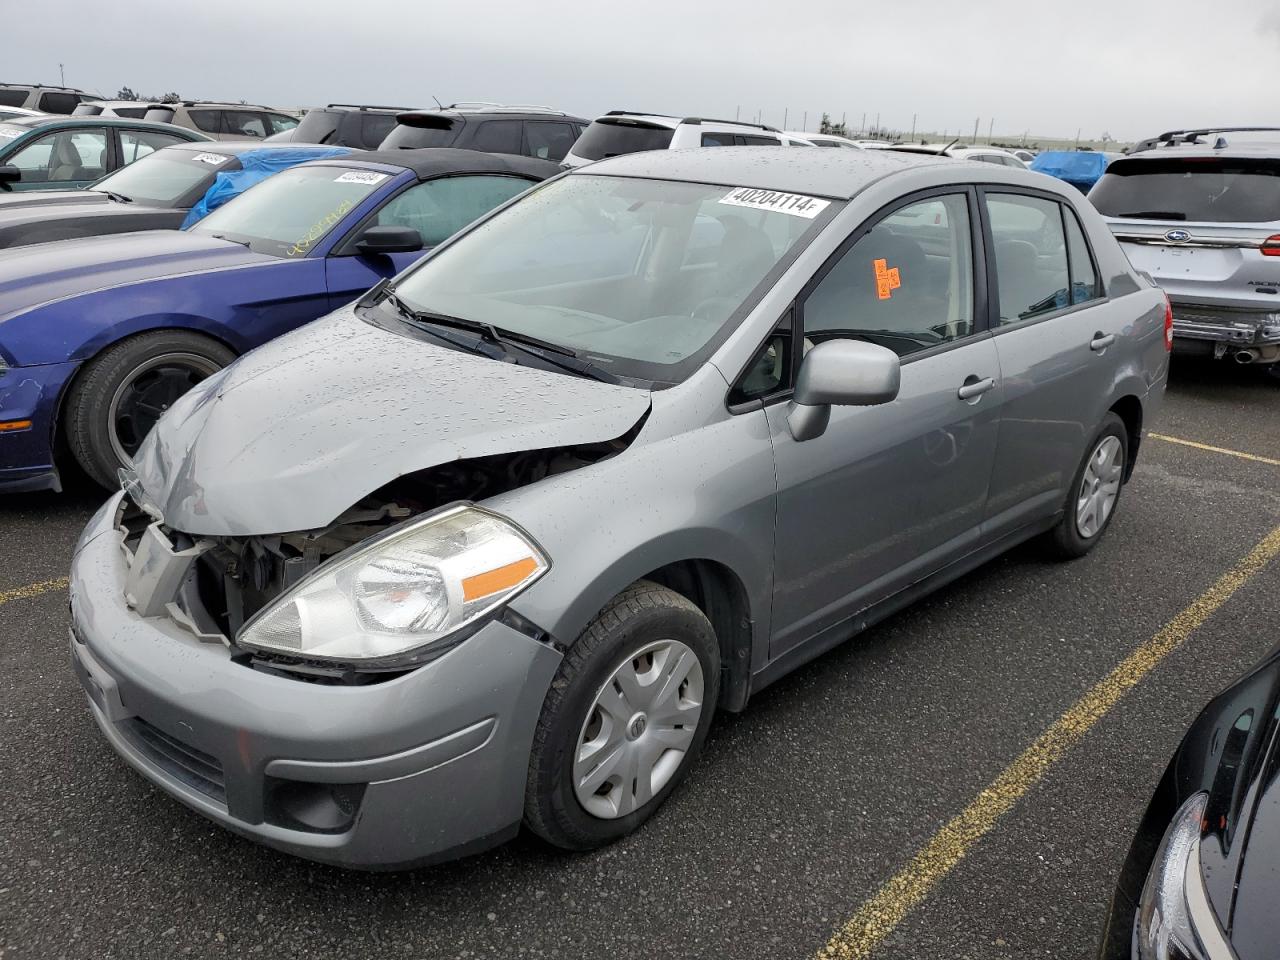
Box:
[563,112,809,166]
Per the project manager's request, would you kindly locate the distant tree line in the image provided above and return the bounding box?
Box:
[114,87,182,103]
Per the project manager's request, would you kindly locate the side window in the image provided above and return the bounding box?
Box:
[223,111,268,138]
[986,193,1070,324]
[470,120,521,154]
[701,132,732,147]
[803,193,975,358]
[737,134,780,145]
[524,121,576,161]
[10,129,107,183]
[729,319,793,405]
[1064,207,1101,304]
[374,175,533,247]
[268,113,299,136]
[187,110,223,134]
[38,92,79,114]
[360,113,397,148]
[120,129,187,163]
[0,90,26,107]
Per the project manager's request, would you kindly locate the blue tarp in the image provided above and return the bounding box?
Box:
[180,146,352,228]
[1029,151,1111,192]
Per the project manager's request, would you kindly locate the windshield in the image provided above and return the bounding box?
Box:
[572,119,674,161]
[89,148,228,206]
[187,164,389,257]
[379,116,461,150]
[392,174,838,383]
[1091,157,1280,223]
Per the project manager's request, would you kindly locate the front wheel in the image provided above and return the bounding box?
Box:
[524,581,720,850]
[1043,412,1129,559]
[64,331,235,489]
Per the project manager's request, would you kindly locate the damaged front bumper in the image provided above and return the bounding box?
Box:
[1169,303,1280,364]
[68,493,562,869]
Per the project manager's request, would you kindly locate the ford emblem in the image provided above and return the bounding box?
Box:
[1165,229,1191,243]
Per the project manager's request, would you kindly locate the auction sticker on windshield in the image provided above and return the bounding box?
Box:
[190,152,230,165]
[335,171,387,185]
[719,187,830,219]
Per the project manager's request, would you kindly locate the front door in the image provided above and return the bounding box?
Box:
[766,190,1003,659]
[5,127,108,191]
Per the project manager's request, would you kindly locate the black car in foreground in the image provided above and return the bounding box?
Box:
[0,141,345,249]
[1101,644,1280,959]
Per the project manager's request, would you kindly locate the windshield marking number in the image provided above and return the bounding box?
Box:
[191,153,230,165]
[335,171,387,185]
[719,187,830,219]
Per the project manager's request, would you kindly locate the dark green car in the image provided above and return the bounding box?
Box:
[0,115,210,192]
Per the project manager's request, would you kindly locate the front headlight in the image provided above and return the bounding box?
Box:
[238,505,548,664]
[1134,792,1234,960]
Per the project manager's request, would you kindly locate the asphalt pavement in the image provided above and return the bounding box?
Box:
[1,357,1277,960]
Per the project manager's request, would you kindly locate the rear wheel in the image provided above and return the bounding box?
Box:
[524,581,720,850]
[64,331,234,488]
[1043,412,1128,559]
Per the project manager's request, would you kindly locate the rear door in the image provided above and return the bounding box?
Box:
[980,189,1118,535]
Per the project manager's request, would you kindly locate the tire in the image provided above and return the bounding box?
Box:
[64,331,235,489]
[1042,412,1129,560]
[524,580,720,850]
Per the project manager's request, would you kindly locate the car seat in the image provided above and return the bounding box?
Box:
[49,137,86,181]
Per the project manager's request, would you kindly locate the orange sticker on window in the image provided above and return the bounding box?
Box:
[874,258,902,300]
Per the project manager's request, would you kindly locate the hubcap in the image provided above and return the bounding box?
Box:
[107,352,222,467]
[573,639,704,820]
[1075,435,1123,539]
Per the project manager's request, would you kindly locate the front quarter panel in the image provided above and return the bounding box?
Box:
[495,364,777,673]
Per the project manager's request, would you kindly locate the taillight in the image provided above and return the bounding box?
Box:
[1260,235,1280,257]
[1164,295,1174,351]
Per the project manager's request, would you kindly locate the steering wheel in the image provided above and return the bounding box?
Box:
[691,296,738,321]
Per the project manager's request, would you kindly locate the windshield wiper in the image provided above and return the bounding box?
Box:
[1114,210,1187,220]
[207,233,250,247]
[378,285,619,384]
[101,190,132,204]
[380,293,499,359]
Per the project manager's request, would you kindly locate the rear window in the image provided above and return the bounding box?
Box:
[38,92,79,114]
[73,103,103,116]
[572,119,674,161]
[1090,157,1280,223]
[292,109,343,144]
[379,115,462,150]
[143,106,176,124]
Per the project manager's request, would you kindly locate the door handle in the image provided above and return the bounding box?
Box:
[1090,332,1116,352]
[957,376,996,401]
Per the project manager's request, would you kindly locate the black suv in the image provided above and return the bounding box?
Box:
[267,103,410,150]
[379,103,588,162]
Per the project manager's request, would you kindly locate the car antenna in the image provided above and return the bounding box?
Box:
[432,95,445,110]
[942,137,961,152]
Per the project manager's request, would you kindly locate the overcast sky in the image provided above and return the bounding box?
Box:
[10,0,1280,142]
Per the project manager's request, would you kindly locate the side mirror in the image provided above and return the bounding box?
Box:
[0,165,20,190]
[355,224,423,255]
[788,339,901,442]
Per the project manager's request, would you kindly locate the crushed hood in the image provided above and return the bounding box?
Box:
[132,307,651,536]
[0,229,271,322]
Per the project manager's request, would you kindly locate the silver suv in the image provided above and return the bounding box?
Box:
[1091,127,1280,369]
[563,112,812,167]
[69,149,1169,868]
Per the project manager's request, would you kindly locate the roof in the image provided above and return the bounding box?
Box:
[1117,141,1280,162]
[163,141,350,158]
[593,112,781,133]
[574,147,952,198]
[394,107,587,124]
[0,82,92,94]
[0,115,205,133]
[336,147,563,181]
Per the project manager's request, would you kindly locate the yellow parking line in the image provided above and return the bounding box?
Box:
[817,523,1280,960]
[1149,433,1280,468]
[0,577,68,607]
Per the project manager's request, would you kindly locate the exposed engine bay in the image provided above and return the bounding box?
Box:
[119,439,630,681]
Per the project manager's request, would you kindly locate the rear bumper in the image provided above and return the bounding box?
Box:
[1169,302,1280,355]
[69,494,563,868]
[0,359,78,493]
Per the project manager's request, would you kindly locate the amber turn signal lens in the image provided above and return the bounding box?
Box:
[462,557,540,602]
[0,419,33,432]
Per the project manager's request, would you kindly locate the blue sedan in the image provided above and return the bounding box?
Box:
[0,149,559,491]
